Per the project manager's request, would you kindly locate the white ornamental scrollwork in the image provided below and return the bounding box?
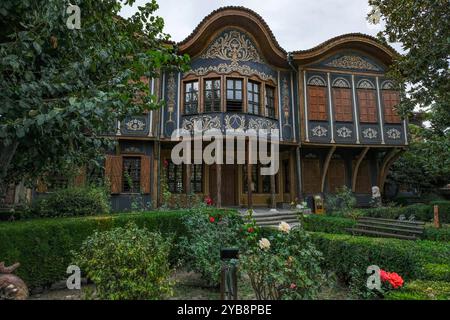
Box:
[307,76,326,86]
[311,125,328,137]
[185,63,276,84]
[337,126,352,138]
[248,118,278,131]
[224,114,246,131]
[386,128,401,139]
[201,30,264,65]
[357,79,375,89]
[362,128,378,139]
[325,55,380,71]
[182,115,221,132]
[126,119,145,131]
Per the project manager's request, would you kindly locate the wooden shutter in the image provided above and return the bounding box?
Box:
[307,86,328,121]
[36,178,48,193]
[74,166,86,187]
[353,160,371,193]
[382,90,401,123]
[327,159,346,193]
[105,155,122,194]
[333,88,353,122]
[357,89,378,123]
[302,159,321,194]
[140,155,151,194]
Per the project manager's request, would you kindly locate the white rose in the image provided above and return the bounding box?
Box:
[258,238,271,250]
[278,221,291,233]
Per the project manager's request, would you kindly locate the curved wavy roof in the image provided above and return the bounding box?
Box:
[176,7,398,68]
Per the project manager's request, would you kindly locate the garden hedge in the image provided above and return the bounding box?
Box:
[361,202,450,223]
[385,280,450,300]
[308,232,450,295]
[303,214,450,242]
[0,210,191,289]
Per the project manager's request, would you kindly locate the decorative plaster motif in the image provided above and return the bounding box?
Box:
[185,63,276,83]
[381,80,395,90]
[337,126,352,138]
[126,118,146,131]
[362,128,378,139]
[332,77,351,88]
[248,118,278,131]
[357,79,375,89]
[122,146,142,153]
[166,73,176,123]
[311,125,328,137]
[201,30,264,65]
[307,76,326,86]
[325,55,380,71]
[182,115,221,132]
[281,78,291,127]
[224,114,246,131]
[386,128,401,139]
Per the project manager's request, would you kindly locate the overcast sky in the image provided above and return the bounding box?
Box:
[119,0,403,53]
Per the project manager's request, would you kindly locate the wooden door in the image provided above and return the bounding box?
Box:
[209,164,237,206]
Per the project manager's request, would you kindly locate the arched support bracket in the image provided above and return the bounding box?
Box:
[352,147,370,192]
[321,146,336,193]
[378,148,404,192]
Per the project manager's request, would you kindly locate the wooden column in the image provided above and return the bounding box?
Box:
[216,164,222,208]
[321,146,336,193]
[352,147,370,192]
[247,140,253,209]
[185,163,191,195]
[378,148,404,192]
[270,173,276,209]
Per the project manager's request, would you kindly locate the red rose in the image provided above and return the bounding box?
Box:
[388,272,404,289]
[290,283,297,289]
[380,269,390,282]
[205,196,213,206]
[209,216,215,223]
[247,227,254,233]
[163,159,169,168]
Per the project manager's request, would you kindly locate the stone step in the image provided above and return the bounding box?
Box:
[252,214,298,222]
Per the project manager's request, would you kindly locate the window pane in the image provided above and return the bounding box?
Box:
[227,90,234,100]
[235,91,242,100]
[235,80,242,89]
[227,79,233,89]
[205,80,212,90]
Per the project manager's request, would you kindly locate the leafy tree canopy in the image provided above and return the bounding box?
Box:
[0,0,189,190]
[369,0,449,133]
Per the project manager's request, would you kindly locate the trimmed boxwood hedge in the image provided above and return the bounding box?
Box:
[0,210,192,289]
[385,280,450,300]
[362,202,450,223]
[308,231,450,296]
[303,214,450,242]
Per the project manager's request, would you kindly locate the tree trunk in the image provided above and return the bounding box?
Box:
[0,141,19,202]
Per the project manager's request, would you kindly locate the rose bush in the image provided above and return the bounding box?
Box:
[240,221,325,300]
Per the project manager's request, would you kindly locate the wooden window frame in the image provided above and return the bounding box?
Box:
[332,87,353,122]
[203,78,221,113]
[166,160,184,194]
[307,85,328,121]
[122,156,142,193]
[226,77,244,113]
[357,88,378,123]
[265,85,276,119]
[247,80,261,115]
[382,90,402,123]
[182,79,199,115]
[190,164,203,193]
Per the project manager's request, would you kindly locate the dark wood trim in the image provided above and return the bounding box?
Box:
[351,147,370,192]
[321,146,336,192]
[378,148,403,192]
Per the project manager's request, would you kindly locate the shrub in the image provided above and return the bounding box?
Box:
[420,263,450,282]
[241,224,325,300]
[72,223,173,300]
[0,210,188,289]
[308,232,450,298]
[303,215,356,234]
[361,202,449,223]
[385,280,450,300]
[324,186,356,216]
[178,208,244,286]
[31,186,110,218]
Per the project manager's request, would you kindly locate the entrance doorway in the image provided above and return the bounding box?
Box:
[209,164,237,206]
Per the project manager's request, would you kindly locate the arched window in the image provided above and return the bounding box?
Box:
[332,77,352,122]
[307,76,328,121]
[381,81,401,123]
[356,79,377,123]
